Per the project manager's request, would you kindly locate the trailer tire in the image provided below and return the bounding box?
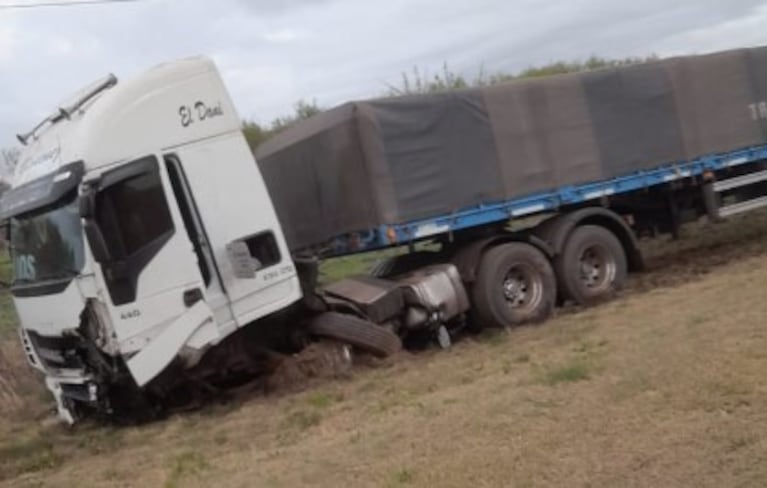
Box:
[309,312,401,358]
[556,225,627,305]
[472,243,556,328]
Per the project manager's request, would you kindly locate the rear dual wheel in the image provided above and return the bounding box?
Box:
[470,225,627,328]
[555,225,627,305]
[472,243,556,328]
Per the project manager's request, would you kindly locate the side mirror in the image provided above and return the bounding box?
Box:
[83,220,111,264]
[79,181,111,263]
[79,185,97,219]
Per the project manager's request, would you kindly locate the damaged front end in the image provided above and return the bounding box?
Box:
[20,301,145,424]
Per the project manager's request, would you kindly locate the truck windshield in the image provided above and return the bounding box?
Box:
[9,193,85,286]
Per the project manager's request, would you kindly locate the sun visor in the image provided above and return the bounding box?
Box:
[0,161,84,221]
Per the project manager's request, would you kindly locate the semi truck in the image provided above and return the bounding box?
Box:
[3,47,767,423]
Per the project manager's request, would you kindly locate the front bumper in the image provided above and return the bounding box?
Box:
[20,328,100,423]
[45,376,99,424]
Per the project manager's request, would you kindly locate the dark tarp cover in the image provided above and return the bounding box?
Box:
[255,46,767,252]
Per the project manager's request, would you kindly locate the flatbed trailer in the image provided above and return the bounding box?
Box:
[257,46,767,261]
[325,143,767,256]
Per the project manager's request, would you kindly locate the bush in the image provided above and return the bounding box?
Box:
[242,99,321,153]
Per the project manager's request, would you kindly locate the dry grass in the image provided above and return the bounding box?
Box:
[1,214,767,487]
[0,254,47,425]
[0,341,37,414]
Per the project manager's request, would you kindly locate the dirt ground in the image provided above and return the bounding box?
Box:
[2,213,767,487]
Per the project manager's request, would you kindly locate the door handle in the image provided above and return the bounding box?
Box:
[183,288,204,307]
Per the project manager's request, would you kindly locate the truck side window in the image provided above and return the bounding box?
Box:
[244,231,280,270]
[97,170,173,259]
[95,158,174,305]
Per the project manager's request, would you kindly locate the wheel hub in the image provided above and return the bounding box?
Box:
[503,274,527,306]
[578,244,617,290]
[502,265,543,310]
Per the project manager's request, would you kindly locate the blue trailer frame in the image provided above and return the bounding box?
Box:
[323,143,767,257]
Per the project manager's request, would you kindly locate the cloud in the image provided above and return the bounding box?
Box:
[1,0,767,151]
[261,28,309,44]
[233,0,331,15]
[649,3,767,56]
[0,13,18,63]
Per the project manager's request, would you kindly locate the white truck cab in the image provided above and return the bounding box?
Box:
[1,58,302,422]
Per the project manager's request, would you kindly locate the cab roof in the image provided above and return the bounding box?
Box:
[12,56,242,188]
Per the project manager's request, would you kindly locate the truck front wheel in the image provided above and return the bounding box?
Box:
[556,225,627,305]
[472,243,556,328]
[308,312,401,358]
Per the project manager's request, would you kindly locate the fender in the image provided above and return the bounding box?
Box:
[533,207,644,271]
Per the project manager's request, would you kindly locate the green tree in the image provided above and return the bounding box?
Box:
[242,99,321,153]
[271,99,322,132]
[387,63,470,96]
[242,120,270,153]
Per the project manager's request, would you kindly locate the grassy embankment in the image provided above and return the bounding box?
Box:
[1,213,767,486]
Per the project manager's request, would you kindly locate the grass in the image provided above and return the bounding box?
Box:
[283,410,322,431]
[163,452,210,488]
[0,253,14,337]
[1,213,767,486]
[537,360,591,385]
[0,250,10,283]
[319,247,403,284]
[0,437,64,476]
[388,468,414,486]
[307,391,343,409]
[318,241,437,284]
[0,430,68,481]
[0,292,15,336]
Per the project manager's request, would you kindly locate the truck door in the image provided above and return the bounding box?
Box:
[169,135,302,328]
[83,155,219,385]
[163,154,235,333]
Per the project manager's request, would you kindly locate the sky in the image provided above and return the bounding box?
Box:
[1,0,767,161]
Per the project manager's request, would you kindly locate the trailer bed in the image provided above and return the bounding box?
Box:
[324,143,767,256]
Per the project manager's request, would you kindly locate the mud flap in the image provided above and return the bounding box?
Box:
[126,301,215,387]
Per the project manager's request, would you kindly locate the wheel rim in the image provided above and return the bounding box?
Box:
[502,263,544,312]
[578,243,617,292]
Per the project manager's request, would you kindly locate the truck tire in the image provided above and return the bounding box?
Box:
[556,225,627,305]
[308,312,401,358]
[472,243,556,328]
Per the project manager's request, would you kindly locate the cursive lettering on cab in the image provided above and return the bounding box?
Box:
[178,101,225,127]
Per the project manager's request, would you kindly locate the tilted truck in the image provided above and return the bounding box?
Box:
[3,47,767,423]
